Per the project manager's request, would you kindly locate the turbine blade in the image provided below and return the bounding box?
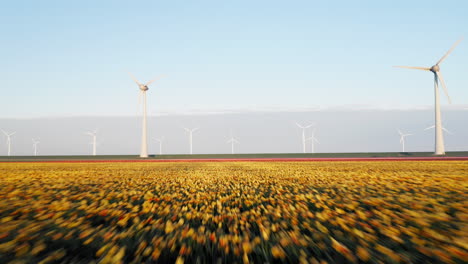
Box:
[305,124,314,128]
[437,72,452,104]
[295,122,303,129]
[128,72,141,86]
[443,127,453,134]
[397,129,402,135]
[137,90,143,110]
[424,125,435,130]
[393,66,431,71]
[145,75,166,86]
[436,37,463,65]
[1,129,7,136]
[314,138,320,144]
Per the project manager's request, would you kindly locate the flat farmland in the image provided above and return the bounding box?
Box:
[0,161,467,263]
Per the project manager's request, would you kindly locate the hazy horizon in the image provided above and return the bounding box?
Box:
[1,108,467,156]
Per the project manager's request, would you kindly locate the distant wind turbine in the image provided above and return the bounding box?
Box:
[85,130,98,156]
[227,136,240,154]
[184,127,199,154]
[295,122,314,153]
[306,128,320,153]
[153,137,164,155]
[1,130,15,156]
[394,38,462,155]
[129,72,165,158]
[32,139,40,156]
[424,125,453,135]
[397,129,413,152]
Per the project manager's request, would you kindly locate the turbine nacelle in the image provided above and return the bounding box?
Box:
[430,65,440,73]
[140,85,149,91]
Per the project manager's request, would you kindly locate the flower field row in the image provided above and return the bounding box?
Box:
[0,161,467,263]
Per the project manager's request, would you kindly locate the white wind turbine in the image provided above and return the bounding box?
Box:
[395,38,462,155]
[227,136,240,154]
[153,137,164,155]
[397,129,413,152]
[1,130,15,156]
[85,129,98,156]
[32,138,40,156]
[129,72,164,158]
[184,127,199,154]
[295,122,314,153]
[306,128,320,153]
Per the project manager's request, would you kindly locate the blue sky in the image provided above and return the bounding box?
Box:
[1,0,467,117]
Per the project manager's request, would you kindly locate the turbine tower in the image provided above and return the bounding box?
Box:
[1,130,15,156]
[153,137,164,155]
[397,129,413,152]
[129,72,164,158]
[32,139,40,156]
[395,38,462,155]
[85,130,98,156]
[306,128,320,153]
[227,136,240,154]
[295,122,314,153]
[184,127,199,154]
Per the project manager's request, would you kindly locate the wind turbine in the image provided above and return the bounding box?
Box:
[153,137,164,155]
[306,128,320,153]
[184,127,199,154]
[129,72,164,158]
[397,129,413,152]
[227,136,240,154]
[295,122,314,153]
[32,139,40,156]
[394,38,462,155]
[1,130,15,156]
[85,130,98,156]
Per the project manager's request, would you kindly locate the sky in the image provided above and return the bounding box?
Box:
[0,0,467,118]
[0,1,467,155]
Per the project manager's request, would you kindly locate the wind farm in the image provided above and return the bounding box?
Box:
[0,1,467,264]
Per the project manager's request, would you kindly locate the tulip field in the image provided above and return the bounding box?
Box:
[0,161,467,263]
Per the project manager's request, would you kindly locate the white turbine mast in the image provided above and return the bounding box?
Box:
[1,130,16,156]
[153,137,164,155]
[85,129,98,156]
[184,127,199,154]
[397,129,413,152]
[394,38,462,155]
[227,135,240,154]
[295,122,314,153]
[32,138,40,156]
[306,128,320,153]
[129,72,164,158]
